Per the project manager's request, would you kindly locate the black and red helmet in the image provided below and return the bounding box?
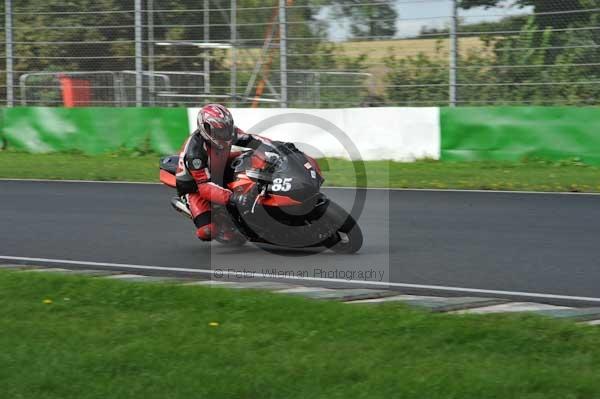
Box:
[196,103,236,149]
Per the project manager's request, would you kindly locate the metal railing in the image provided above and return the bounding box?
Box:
[1,0,599,108]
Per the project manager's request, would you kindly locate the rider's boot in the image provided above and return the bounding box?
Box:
[170,196,192,218]
[213,208,247,246]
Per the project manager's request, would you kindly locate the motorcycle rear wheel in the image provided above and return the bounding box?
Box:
[321,201,363,254]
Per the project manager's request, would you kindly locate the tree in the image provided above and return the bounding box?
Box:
[329,0,397,39]
[459,0,584,14]
[383,13,600,107]
[459,0,591,28]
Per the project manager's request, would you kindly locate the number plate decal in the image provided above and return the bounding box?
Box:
[272,177,293,192]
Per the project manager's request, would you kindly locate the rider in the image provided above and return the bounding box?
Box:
[176,103,274,241]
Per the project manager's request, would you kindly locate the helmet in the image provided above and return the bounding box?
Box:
[196,103,236,149]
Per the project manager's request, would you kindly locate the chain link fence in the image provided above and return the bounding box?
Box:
[0,0,598,108]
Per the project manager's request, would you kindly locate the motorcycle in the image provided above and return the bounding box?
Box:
[159,141,363,254]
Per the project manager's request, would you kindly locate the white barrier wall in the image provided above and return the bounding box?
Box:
[187,107,440,161]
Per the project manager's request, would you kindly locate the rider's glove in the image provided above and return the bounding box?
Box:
[228,185,260,215]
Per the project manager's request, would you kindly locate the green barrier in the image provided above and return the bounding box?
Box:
[441,107,600,164]
[2,107,189,155]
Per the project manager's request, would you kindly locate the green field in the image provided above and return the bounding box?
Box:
[1,269,600,399]
[1,152,600,192]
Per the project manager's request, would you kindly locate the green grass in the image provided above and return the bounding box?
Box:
[323,157,600,192]
[0,152,159,182]
[1,270,600,398]
[1,151,600,192]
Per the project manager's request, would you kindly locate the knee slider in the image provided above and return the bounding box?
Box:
[193,212,212,228]
[196,224,213,241]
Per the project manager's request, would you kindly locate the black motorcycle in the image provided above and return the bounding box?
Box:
[160,142,363,253]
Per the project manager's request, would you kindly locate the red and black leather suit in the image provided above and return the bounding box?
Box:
[176,127,274,240]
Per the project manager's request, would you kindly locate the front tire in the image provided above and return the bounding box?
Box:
[321,201,363,254]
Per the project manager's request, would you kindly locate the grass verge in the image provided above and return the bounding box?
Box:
[1,270,600,398]
[1,151,600,192]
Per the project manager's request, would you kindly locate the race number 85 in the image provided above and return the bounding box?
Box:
[272,177,292,192]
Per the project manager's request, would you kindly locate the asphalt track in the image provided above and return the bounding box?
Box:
[1,180,600,305]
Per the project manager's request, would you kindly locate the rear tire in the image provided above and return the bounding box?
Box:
[321,201,363,254]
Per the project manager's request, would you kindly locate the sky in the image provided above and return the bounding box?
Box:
[323,0,534,40]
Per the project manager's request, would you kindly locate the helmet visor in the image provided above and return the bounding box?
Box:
[205,122,234,142]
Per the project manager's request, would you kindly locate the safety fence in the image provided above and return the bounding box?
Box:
[3,106,600,164]
[0,1,598,108]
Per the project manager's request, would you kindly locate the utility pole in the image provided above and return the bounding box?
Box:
[135,0,143,106]
[5,0,14,107]
[278,0,288,108]
[230,0,237,104]
[147,0,155,105]
[204,0,211,94]
[449,0,458,107]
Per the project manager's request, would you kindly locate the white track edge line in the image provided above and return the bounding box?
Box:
[2,255,600,303]
[1,178,599,196]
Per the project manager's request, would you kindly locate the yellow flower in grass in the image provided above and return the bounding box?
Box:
[43,299,53,305]
[208,322,220,327]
